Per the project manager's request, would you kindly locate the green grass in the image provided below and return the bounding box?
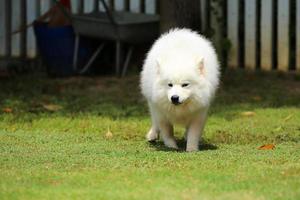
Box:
[0,70,299,200]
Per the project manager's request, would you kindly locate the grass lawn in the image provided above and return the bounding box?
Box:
[0,70,299,200]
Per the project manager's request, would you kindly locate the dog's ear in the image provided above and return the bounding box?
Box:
[156,58,161,75]
[197,57,205,76]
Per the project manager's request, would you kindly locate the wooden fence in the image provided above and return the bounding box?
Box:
[221,0,300,72]
[0,0,299,73]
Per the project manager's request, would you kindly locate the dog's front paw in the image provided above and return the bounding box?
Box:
[186,145,199,152]
[146,128,158,142]
[164,138,178,149]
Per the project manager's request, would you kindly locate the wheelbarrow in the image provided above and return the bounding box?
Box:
[54,0,160,76]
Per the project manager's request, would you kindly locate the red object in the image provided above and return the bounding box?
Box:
[258,144,275,150]
[59,0,71,10]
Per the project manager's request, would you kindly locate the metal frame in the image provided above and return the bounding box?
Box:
[73,35,105,74]
[53,0,136,76]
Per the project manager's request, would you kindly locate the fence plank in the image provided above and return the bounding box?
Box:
[26,0,38,58]
[115,0,125,11]
[0,0,6,57]
[84,0,95,13]
[40,0,51,15]
[277,0,290,71]
[71,0,80,14]
[260,0,273,71]
[130,0,140,13]
[244,0,256,70]
[145,0,155,14]
[297,0,300,72]
[227,0,239,68]
[11,0,21,57]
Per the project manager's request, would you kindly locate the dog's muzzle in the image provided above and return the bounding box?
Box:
[171,95,181,105]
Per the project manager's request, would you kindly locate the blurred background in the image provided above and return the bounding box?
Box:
[0,0,299,77]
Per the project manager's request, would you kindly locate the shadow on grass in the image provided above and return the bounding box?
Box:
[210,70,300,113]
[1,70,299,145]
[148,139,218,152]
[0,69,299,120]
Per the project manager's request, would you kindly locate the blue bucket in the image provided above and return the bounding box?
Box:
[34,22,93,76]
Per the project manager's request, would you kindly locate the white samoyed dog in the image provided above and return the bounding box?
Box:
[140,28,220,152]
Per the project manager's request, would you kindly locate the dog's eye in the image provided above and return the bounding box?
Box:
[182,83,189,87]
[168,83,173,87]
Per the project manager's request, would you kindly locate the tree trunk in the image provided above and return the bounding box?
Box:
[159,0,201,33]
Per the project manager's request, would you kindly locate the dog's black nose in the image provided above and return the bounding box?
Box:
[171,95,180,105]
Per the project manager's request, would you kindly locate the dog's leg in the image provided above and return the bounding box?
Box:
[186,108,208,152]
[160,121,178,149]
[146,126,159,142]
[146,103,159,141]
[184,126,189,141]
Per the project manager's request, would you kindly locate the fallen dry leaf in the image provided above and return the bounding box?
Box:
[258,144,275,150]
[43,104,62,112]
[105,128,113,139]
[241,111,256,117]
[3,108,12,113]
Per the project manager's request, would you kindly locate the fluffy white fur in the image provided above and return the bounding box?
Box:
[140,28,220,152]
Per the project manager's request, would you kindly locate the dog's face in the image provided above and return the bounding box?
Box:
[166,81,192,105]
[156,57,205,106]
